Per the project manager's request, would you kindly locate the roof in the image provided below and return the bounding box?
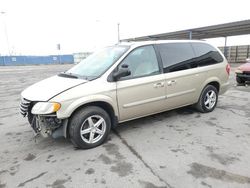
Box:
[120,39,209,47]
[122,19,250,42]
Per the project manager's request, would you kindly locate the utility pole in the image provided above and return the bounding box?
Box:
[117,23,120,43]
[96,20,121,44]
[1,11,10,56]
[57,43,61,64]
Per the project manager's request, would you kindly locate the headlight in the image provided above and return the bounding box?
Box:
[31,102,61,115]
[235,68,243,74]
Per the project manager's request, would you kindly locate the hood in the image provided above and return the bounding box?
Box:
[239,63,250,72]
[21,75,87,101]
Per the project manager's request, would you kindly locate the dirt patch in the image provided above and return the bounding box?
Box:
[50,179,67,188]
[171,149,188,154]
[47,155,54,159]
[205,121,217,126]
[188,163,250,184]
[195,114,201,118]
[209,153,239,165]
[85,168,95,175]
[99,154,112,164]
[206,146,239,165]
[9,164,20,176]
[24,153,36,161]
[101,179,106,184]
[103,143,125,160]
[0,170,8,175]
[209,117,217,121]
[111,161,133,177]
[201,181,212,188]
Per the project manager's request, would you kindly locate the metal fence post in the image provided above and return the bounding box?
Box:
[247,45,250,59]
[189,31,192,40]
[235,46,238,63]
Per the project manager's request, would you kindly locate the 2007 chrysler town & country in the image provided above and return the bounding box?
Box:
[20,40,230,149]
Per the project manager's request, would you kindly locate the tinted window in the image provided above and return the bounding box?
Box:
[157,43,196,73]
[118,45,160,79]
[191,43,223,67]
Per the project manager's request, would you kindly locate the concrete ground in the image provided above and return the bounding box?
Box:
[0,64,250,188]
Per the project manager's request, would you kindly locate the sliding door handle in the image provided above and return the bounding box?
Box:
[153,82,165,88]
[167,80,176,86]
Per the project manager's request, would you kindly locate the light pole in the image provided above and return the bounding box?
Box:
[96,20,121,44]
[1,11,10,56]
[117,23,120,43]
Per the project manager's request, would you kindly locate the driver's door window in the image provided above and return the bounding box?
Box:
[119,45,160,79]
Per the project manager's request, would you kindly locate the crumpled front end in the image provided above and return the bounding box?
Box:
[20,97,67,138]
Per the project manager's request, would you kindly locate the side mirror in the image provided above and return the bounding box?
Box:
[113,64,131,81]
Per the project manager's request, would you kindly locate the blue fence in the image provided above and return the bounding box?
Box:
[0,55,74,66]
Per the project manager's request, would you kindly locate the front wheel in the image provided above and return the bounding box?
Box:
[195,85,218,113]
[69,106,111,149]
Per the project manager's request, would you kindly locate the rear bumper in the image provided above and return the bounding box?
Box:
[219,81,230,95]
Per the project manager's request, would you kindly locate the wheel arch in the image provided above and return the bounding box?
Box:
[207,81,220,93]
[195,80,220,113]
[201,77,220,94]
[64,100,118,138]
[195,78,220,105]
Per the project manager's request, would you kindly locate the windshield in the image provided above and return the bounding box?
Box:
[67,45,129,80]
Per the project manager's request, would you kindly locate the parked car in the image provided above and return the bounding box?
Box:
[235,59,250,84]
[20,40,230,149]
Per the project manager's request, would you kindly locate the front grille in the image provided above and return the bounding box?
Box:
[243,71,250,75]
[20,97,31,117]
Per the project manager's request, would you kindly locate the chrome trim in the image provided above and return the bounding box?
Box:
[20,97,31,117]
[20,102,29,107]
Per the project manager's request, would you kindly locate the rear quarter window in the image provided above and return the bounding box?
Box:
[191,43,224,67]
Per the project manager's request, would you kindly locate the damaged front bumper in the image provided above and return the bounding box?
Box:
[31,115,68,138]
[20,97,68,138]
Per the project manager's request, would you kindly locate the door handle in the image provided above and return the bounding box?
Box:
[153,82,165,88]
[167,80,176,86]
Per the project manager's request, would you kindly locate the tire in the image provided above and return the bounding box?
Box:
[195,85,218,113]
[69,106,111,149]
[236,76,244,84]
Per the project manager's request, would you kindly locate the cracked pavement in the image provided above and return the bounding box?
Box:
[0,64,250,188]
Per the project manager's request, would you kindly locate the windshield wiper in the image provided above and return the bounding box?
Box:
[58,72,78,79]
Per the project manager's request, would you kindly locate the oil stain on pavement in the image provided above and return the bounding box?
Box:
[187,163,250,184]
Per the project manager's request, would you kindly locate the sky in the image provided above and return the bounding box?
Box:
[0,0,250,55]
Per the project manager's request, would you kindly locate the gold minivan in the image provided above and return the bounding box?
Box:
[20,40,230,149]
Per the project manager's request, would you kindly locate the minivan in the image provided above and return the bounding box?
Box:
[20,40,230,149]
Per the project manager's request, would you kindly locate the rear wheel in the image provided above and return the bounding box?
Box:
[69,106,111,149]
[195,85,218,113]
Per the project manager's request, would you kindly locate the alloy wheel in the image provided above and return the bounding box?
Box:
[204,90,217,110]
[80,115,106,144]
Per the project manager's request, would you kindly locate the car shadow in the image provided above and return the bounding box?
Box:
[113,106,197,134]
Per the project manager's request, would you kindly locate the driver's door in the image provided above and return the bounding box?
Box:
[116,45,166,121]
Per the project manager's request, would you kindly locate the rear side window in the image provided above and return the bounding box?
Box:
[157,43,196,73]
[191,43,223,67]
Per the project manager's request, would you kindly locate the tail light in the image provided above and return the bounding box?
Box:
[226,64,230,75]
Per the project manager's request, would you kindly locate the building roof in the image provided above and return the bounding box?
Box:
[122,20,250,42]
